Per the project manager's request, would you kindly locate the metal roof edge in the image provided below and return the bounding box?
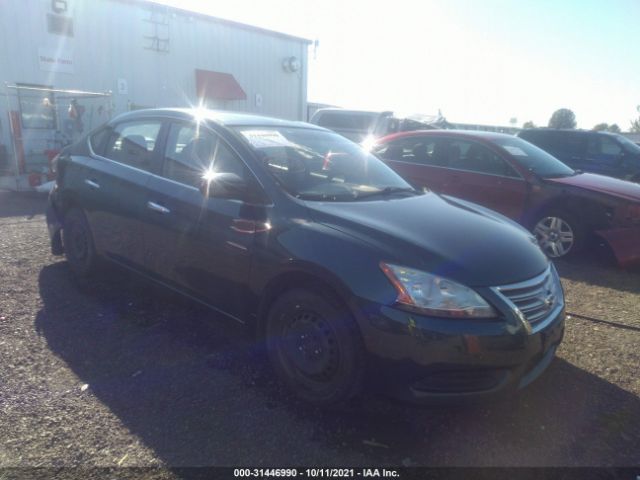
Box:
[109,0,313,44]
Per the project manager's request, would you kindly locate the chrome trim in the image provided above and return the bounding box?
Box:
[491,265,563,332]
[84,179,100,189]
[387,158,525,180]
[147,201,170,214]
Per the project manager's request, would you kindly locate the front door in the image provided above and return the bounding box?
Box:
[586,134,624,177]
[144,121,265,320]
[438,138,528,220]
[375,136,450,192]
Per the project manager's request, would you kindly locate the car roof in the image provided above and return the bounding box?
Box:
[110,108,325,130]
[377,129,518,144]
[313,108,384,116]
[519,128,619,137]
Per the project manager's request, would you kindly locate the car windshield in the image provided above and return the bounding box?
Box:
[236,127,418,201]
[493,136,576,178]
[617,135,640,154]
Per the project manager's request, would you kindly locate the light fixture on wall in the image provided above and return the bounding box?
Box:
[282,56,301,73]
[51,0,68,13]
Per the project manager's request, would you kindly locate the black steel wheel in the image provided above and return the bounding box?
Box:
[265,288,365,406]
[62,208,98,277]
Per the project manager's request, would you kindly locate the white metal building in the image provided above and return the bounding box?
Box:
[0,0,310,189]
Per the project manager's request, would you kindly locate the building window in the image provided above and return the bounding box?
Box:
[47,14,74,37]
[17,85,57,130]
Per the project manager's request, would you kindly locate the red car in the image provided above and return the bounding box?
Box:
[372,130,640,266]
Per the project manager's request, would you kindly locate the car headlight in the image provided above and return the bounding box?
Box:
[380,262,498,318]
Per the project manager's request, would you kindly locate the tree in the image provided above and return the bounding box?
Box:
[522,121,536,129]
[593,123,621,133]
[548,109,577,129]
[630,118,640,133]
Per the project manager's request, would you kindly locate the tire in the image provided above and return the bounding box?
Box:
[62,208,99,277]
[265,288,366,406]
[532,210,584,259]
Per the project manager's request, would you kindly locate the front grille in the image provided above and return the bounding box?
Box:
[494,266,560,326]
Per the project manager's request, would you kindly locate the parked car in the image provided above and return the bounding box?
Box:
[373,130,640,266]
[47,109,564,406]
[309,108,397,142]
[518,128,640,182]
[309,108,441,144]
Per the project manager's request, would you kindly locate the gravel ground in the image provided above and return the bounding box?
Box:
[0,191,639,469]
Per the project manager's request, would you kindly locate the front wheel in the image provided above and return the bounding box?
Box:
[265,288,366,407]
[532,211,583,258]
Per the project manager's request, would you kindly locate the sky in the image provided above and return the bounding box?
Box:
[154,0,640,130]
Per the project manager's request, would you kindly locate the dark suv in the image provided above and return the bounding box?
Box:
[46,108,564,406]
[518,128,640,182]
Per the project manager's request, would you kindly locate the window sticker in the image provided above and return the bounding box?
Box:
[503,146,528,156]
[241,130,295,149]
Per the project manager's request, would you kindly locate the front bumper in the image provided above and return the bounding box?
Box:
[595,226,640,267]
[353,294,565,404]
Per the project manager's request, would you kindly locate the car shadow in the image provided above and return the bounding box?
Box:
[0,191,48,219]
[35,262,640,467]
[555,249,640,295]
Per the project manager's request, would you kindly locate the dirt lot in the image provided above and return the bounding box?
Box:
[1,191,639,469]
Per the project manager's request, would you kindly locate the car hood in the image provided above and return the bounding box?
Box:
[546,173,640,202]
[304,192,548,287]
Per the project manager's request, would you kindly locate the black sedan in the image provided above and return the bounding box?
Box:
[46,108,565,406]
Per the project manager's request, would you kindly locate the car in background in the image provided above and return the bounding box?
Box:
[47,108,564,406]
[373,130,640,266]
[518,128,640,182]
[309,108,442,144]
[309,108,395,142]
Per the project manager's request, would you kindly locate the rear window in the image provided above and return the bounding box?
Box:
[315,112,377,131]
[493,136,575,178]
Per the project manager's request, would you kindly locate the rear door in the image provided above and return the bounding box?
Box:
[437,138,528,220]
[374,136,450,192]
[82,119,163,268]
[144,120,264,319]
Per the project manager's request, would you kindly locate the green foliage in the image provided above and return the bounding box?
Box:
[522,121,536,129]
[594,123,622,133]
[548,109,577,129]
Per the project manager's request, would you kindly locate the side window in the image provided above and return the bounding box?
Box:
[103,121,162,171]
[447,140,519,178]
[376,138,445,166]
[162,123,246,188]
[588,136,623,156]
[560,133,587,154]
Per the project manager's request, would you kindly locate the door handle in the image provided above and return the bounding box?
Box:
[147,201,170,214]
[84,179,100,189]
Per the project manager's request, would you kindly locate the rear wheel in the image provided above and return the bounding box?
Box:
[265,288,365,406]
[62,208,99,277]
[532,210,583,259]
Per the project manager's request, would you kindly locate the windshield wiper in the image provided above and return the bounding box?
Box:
[355,186,420,199]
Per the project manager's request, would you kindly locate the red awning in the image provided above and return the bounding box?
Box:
[195,69,246,101]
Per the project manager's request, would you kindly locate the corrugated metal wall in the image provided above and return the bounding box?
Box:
[0,0,309,153]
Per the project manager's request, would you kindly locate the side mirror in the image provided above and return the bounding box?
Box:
[200,172,247,199]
